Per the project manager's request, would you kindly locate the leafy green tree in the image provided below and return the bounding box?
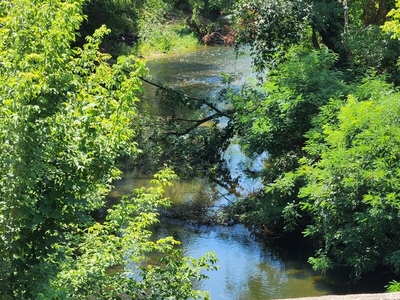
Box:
[39,169,217,299]
[234,0,398,72]
[233,0,313,70]
[232,47,346,158]
[224,0,400,285]
[0,1,215,298]
[344,24,400,84]
[300,78,400,278]
[383,0,400,38]
[357,0,395,26]
[227,47,347,232]
[229,0,400,235]
[382,0,400,80]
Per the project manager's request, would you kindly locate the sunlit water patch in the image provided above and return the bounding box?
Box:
[144,45,254,101]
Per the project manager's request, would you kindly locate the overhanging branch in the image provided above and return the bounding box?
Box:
[140,76,233,119]
[167,113,220,136]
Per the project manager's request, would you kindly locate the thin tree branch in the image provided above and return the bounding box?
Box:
[168,113,220,136]
[140,76,233,118]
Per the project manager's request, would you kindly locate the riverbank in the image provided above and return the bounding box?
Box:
[281,292,400,300]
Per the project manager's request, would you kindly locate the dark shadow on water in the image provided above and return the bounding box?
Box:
[258,237,393,295]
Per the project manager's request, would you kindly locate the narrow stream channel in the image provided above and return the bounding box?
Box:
[112,46,392,299]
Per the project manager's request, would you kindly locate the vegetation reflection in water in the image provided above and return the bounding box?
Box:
[109,165,393,299]
[108,150,338,300]
[153,221,333,300]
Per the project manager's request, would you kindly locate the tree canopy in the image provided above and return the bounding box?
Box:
[300,78,400,278]
[228,0,400,286]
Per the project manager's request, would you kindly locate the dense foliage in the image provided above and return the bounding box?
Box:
[76,0,400,290]
[300,79,400,278]
[233,0,399,75]
[228,0,400,286]
[0,1,216,298]
[3,0,400,296]
[78,0,236,56]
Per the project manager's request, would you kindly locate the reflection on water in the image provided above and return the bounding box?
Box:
[152,218,391,300]
[107,170,210,206]
[153,221,333,300]
[218,141,267,205]
[109,139,265,209]
[110,150,387,300]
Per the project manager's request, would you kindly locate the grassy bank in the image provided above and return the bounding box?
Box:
[133,22,199,58]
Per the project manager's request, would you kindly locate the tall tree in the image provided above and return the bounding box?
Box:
[0,1,215,298]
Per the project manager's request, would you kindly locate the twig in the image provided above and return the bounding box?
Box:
[140,76,233,118]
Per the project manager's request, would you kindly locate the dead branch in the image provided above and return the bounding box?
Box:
[140,76,232,118]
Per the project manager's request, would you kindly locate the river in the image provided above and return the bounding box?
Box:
[111,46,392,299]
